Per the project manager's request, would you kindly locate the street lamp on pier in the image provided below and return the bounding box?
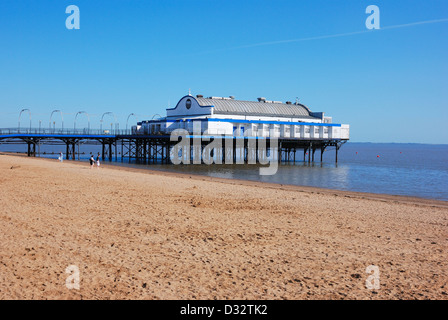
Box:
[18,108,31,133]
[74,111,90,134]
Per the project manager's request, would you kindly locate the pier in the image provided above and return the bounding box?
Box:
[0,128,346,164]
[1,94,350,164]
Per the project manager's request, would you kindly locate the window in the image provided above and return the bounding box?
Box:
[186,99,192,110]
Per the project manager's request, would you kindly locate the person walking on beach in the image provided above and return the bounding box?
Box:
[89,155,95,169]
[96,154,100,168]
[58,152,63,162]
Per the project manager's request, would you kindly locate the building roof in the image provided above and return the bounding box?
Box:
[195,96,319,119]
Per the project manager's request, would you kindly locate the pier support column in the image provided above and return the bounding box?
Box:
[115,141,118,162]
[308,143,312,164]
[102,143,105,162]
[27,142,33,157]
[233,141,236,164]
[335,145,339,163]
[320,146,325,162]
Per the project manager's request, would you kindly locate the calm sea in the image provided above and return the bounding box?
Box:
[1,142,447,201]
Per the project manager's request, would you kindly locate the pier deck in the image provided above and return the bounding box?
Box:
[0,129,347,163]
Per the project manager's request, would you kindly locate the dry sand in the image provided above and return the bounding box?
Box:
[0,154,447,300]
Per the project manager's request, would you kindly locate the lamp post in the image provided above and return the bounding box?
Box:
[126,113,138,134]
[50,110,64,133]
[18,108,31,133]
[100,112,117,134]
[74,111,90,134]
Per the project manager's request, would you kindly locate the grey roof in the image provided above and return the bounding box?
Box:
[195,97,318,119]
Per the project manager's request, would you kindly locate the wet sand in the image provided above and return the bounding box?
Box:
[0,154,447,299]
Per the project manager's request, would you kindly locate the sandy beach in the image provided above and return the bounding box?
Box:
[0,153,447,300]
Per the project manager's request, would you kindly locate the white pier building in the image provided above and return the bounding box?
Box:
[135,94,349,140]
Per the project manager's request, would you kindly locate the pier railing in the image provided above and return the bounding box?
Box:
[0,128,132,136]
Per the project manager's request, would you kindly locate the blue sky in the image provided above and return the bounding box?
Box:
[0,0,447,143]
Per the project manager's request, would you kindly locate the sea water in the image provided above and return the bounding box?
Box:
[1,142,447,201]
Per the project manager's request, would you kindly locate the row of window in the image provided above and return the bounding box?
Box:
[145,122,331,136]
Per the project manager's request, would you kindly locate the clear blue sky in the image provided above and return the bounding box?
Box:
[0,0,447,143]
